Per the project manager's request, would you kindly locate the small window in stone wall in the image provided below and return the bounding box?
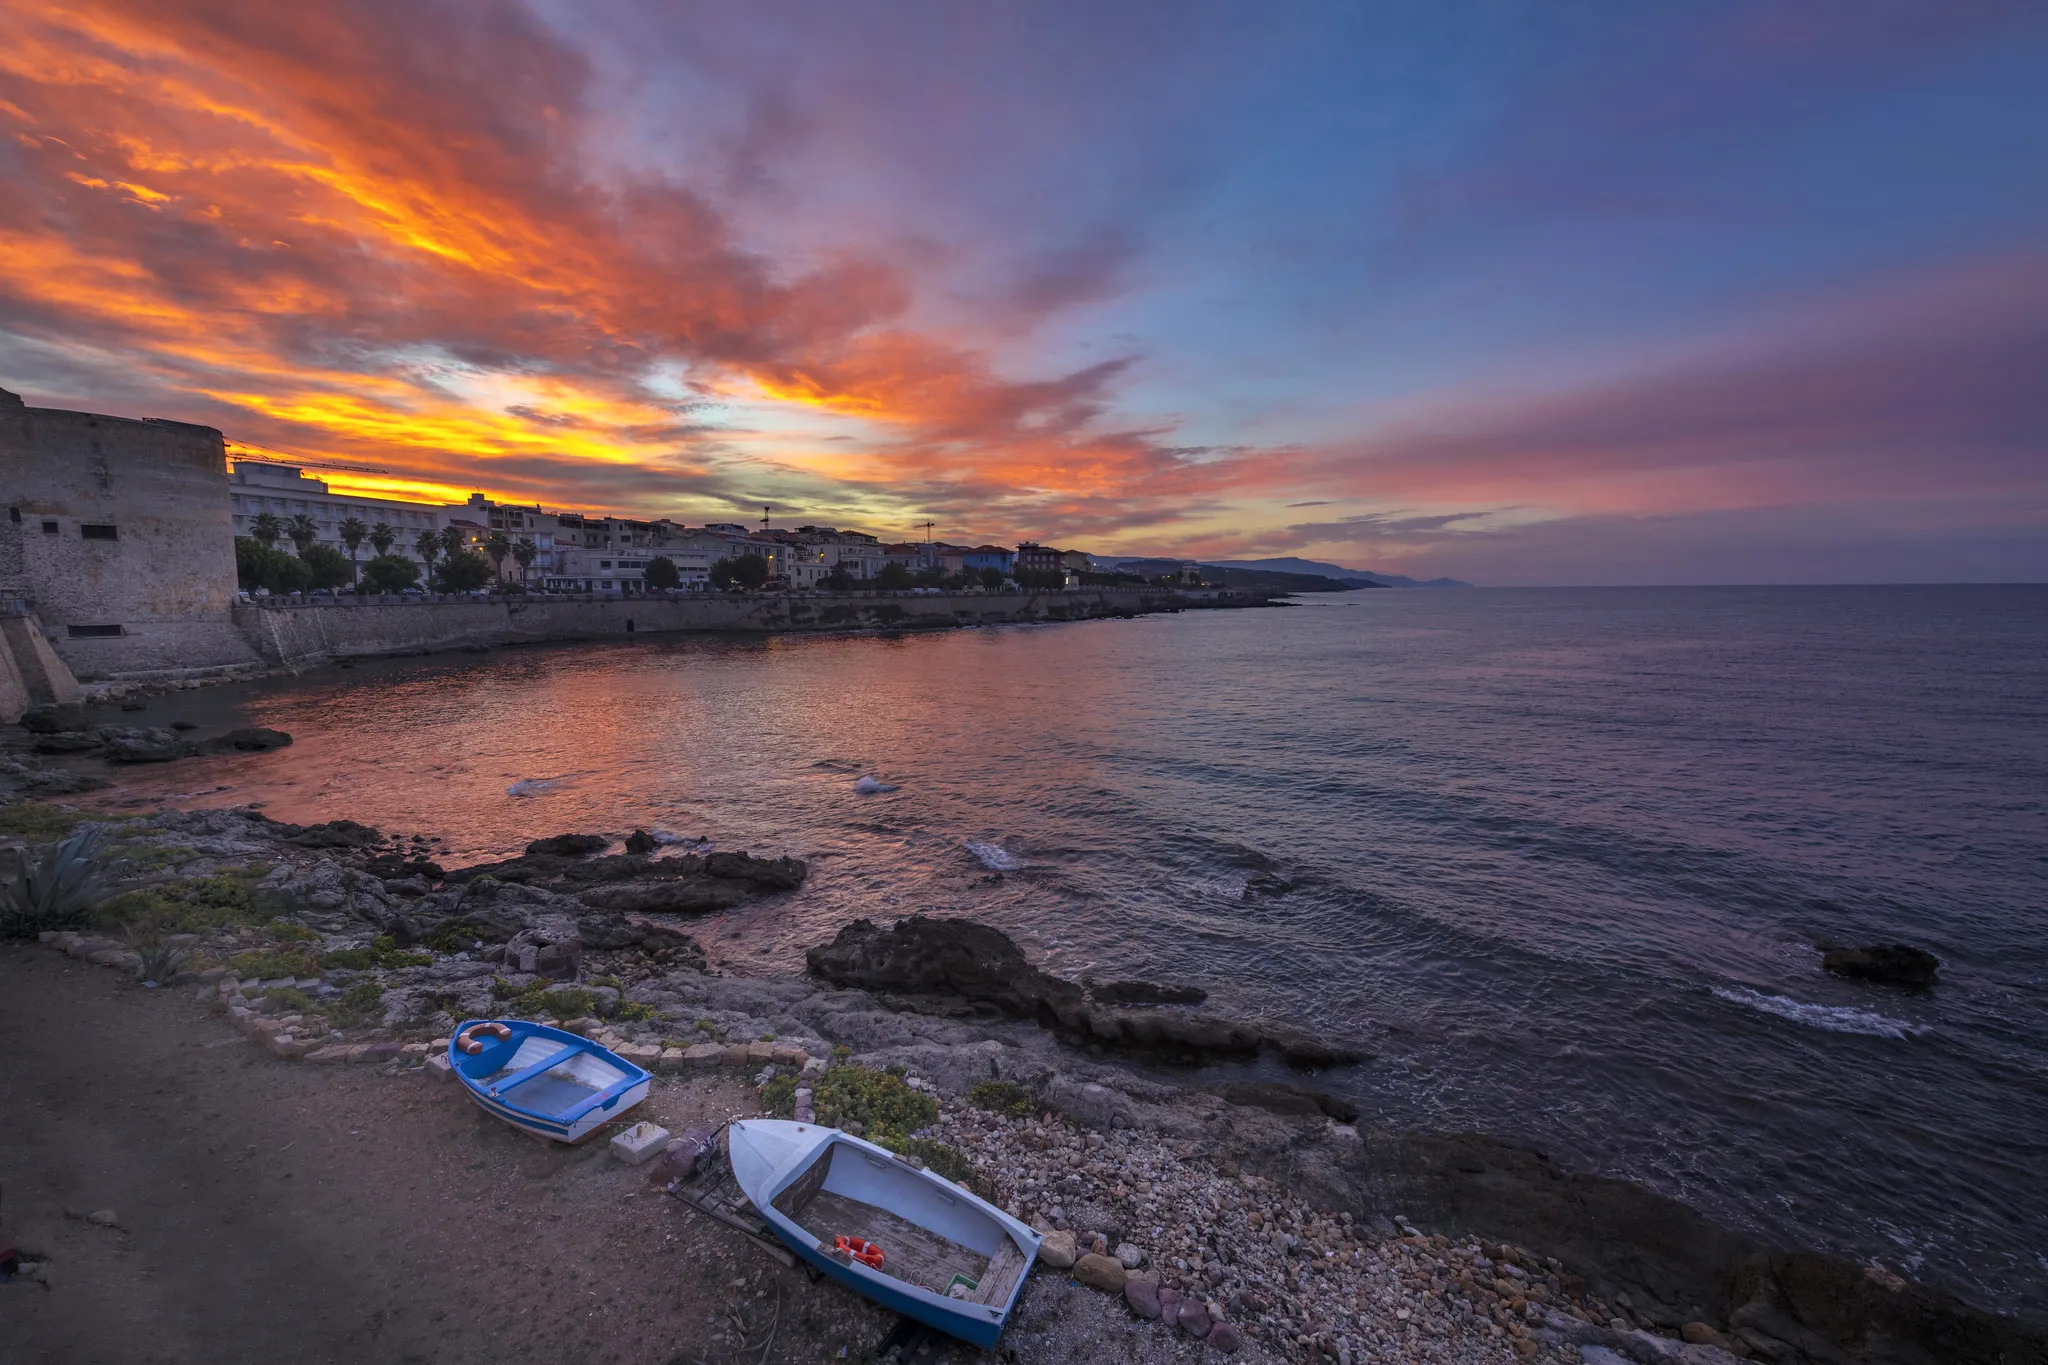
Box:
[8,506,18,523]
[42,519,59,534]
[68,624,124,638]
[80,523,119,540]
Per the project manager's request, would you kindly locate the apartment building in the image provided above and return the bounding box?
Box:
[228,462,446,564]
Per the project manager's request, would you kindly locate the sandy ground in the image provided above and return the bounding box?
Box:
[0,946,1256,1365]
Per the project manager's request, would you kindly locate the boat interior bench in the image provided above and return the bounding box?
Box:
[773,1142,1025,1306]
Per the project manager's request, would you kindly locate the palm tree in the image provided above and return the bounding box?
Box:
[414,527,441,575]
[287,513,319,556]
[369,522,395,556]
[338,516,368,586]
[484,532,511,582]
[249,511,283,547]
[511,538,537,585]
[438,524,465,558]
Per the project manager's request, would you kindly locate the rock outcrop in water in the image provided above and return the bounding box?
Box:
[805,915,1364,1068]
[1820,944,1939,986]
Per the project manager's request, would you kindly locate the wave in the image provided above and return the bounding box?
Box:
[963,840,1024,871]
[506,777,560,797]
[1712,986,1926,1040]
[854,775,899,794]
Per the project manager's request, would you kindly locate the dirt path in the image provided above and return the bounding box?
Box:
[0,945,893,1365]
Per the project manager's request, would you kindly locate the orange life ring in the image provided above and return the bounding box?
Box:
[834,1236,885,1268]
[458,1021,513,1055]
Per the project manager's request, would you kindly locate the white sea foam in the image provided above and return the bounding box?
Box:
[505,778,559,797]
[1712,986,1926,1040]
[853,775,899,794]
[963,840,1023,871]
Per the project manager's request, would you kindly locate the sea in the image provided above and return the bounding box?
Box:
[86,585,2048,1313]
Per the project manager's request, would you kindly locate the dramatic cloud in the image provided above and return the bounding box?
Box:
[1,1,2043,580]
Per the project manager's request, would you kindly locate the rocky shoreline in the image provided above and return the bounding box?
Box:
[2,761,2042,1364]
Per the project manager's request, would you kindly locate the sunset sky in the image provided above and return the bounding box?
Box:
[3,1,2045,584]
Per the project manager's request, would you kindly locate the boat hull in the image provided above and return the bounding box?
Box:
[448,1020,651,1143]
[728,1119,1038,1348]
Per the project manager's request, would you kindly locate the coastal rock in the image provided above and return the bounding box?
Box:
[19,703,91,734]
[1208,1321,1243,1353]
[282,819,384,849]
[703,851,807,889]
[806,916,1364,1067]
[98,726,188,763]
[505,920,582,980]
[1093,979,1207,1006]
[1174,1297,1213,1339]
[203,727,292,753]
[1072,1252,1129,1293]
[31,730,103,753]
[623,829,657,855]
[1820,944,1938,986]
[1215,1080,1360,1123]
[1125,1275,1161,1318]
[1038,1229,1078,1268]
[573,910,644,951]
[525,833,610,858]
[577,879,756,915]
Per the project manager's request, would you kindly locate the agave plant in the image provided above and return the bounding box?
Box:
[133,940,192,987]
[0,826,120,939]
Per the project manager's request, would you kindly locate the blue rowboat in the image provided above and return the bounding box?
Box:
[448,1020,650,1142]
[728,1119,1040,1347]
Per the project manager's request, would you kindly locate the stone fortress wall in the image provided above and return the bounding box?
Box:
[1,386,262,709]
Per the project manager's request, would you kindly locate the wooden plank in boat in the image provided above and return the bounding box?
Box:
[797,1189,989,1295]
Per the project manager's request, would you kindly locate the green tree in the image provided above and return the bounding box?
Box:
[338,516,368,586]
[484,532,511,582]
[1015,568,1064,591]
[643,555,681,591]
[433,548,494,592]
[709,554,768,591]
[823,564,857,591]
[287,513,319,555]
[875,561,912,589]
[300,544,353,590]
[249,511,284,547]
[979,566,1006,591]
[913,567,946,588]
[235,536,313,593]
[438,524,466,558]
[359,554,421,593]
[512,538,538,585]
[368,522,396,556]
[414,528,441,575]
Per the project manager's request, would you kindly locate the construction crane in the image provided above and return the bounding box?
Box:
[920,519,936,543]
[760,504,773,532]
[226,443,390,476]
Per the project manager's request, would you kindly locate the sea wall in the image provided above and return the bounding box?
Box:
[232,588,1263,668]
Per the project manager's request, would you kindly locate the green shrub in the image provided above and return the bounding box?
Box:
[320,947,377,971]
[380,948,433,969]
[507,983,594,1019]
[134,941,191,986]
[491,975,516,999]
[968,1079,1033,1118]
[615,1001,657,1023]
[94,871,261,934]
[695,1018,717,1034]
[263,987,316,1013]
[0,802,84,842]
[759,1066,937,1147]
[266,918,318,942]
[230,948,319,980]
[328,980,385,1025]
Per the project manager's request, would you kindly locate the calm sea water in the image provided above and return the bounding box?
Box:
[90,586,2048,1310]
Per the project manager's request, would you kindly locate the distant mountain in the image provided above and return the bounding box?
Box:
[1206,557,1471,588]
[1104,559,1367,593]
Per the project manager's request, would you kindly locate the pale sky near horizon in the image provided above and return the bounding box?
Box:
[3,1,2045,584]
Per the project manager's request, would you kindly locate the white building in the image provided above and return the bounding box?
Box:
[228,462,446,565]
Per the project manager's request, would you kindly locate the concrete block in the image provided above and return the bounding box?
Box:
[610,1121,671,1166]
[684,1043,723,1067]
[655,1048,686,1071]
[616,1043,661,1068]
[427,1053,456,1082]
[801,1055,829,1076]
[306,1044,356,1065]
[562,1017,602,1037]
[358,1042,402,1062]
[267,1033,314,1060]
[746,1042,775,1064]
[400,1042,431,1060]
[721,1044,752,1067]
[770,1045,807,1066]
